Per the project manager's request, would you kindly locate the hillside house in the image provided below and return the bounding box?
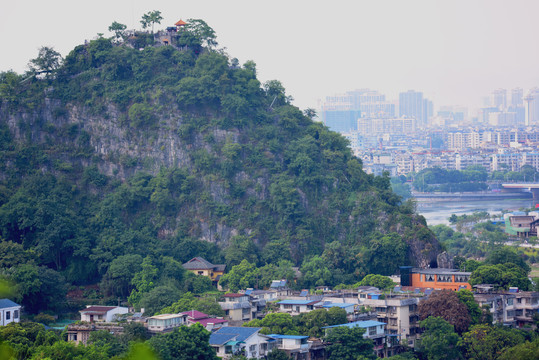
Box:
[266,334,310,360]
[209,327,270,359]
[180,310,228,331]
[219,293,256,324]
[80,306,128,323]
[67,323,124,345]
[323,320,387,358]
[277,299,320,315]
[0,299,21,326]
[360,295,422,349]
[182,257,226,283]
[147,313,188,333]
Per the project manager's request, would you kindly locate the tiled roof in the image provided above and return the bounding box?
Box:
[180,310,208,320]
[182,257,215,270]
[80,306,117,314]
[0,299,20,309]
[197,318,228,326]
[212,327,261,342]
[209,333,236,346]
[182,257,226,272]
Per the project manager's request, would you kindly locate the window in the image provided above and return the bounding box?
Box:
[14,310,19,319]
[507,298,513,306]
[6,311,10,320]
[198,271,204,275]
[369,327,376,336]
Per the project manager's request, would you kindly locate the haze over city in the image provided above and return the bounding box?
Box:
[2,0,539,112]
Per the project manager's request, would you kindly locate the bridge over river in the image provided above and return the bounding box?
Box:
[413,183,539,205]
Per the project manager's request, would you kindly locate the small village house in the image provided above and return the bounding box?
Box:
[79,306,128,323]
[0,299,21,326]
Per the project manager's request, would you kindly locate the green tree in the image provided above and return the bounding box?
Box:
[456,289,482,325]
[300,256,332,288]
[267,349,291,360]
[101,254,142,297]
[140,10,163,33]
[219,259,257,292]
[29,46,63,78]
[355,274,396,290]
[185,19,218,49]
[324,326,376,360]
[459,324,525,360]
[128,256,158,307]
[108,21,127,42]
[139,286,181,316]
[417,316,461,360]
[244,312,298,335]
[148,323,218,360]
[498,337,539,360]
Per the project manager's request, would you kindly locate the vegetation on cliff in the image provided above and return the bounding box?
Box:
[0,18,441,312]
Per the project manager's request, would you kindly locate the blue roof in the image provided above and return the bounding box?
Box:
[322,303,354,309]
[278,300,316,305]
[270,280,287,288]
[212,327,261,343]
[245,289,253,295]
[268,334,309,340]
[299,290,309,297]
[209,334,237,346]
[322,320,385,329]
[0,299,20,309]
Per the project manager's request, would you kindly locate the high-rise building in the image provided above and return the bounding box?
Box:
[511,88,524,107]
[320,89,395,132]
[524,88,539,126]
[399,90,432,128]
[490,89,507,110]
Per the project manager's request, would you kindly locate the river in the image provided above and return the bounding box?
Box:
[416,198,535,226]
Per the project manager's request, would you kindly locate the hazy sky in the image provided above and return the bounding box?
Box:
[2,0,539,112]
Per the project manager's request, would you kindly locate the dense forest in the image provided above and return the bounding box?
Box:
[0,18,441,315]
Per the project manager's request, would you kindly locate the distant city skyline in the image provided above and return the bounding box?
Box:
[2,1,539,112]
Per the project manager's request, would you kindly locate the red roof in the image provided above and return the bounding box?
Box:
[175,19,187,26]
[180,310,209,320]
[196,318,228,326]
[80,306,116,314]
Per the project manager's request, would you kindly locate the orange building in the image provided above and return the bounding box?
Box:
[400,266,472,291]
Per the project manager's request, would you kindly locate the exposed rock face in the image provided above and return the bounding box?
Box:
[1,99,443,267]
[437,251,454,269]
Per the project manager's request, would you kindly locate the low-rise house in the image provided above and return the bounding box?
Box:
[473,287,539,328]
[219,293,256,325]
[147,313,188,333]
[277,300,320,315]
[474,292,515,326]
[182,257,226,283]
[319,302,355,314]
[266,334,310,360]
[323,320,387,358]
[80,306,128,323]
[0,299,21,326]
[67,323,124,345]
[180,310,228,331]
[513,291,539,328]
[209,326,270,359]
